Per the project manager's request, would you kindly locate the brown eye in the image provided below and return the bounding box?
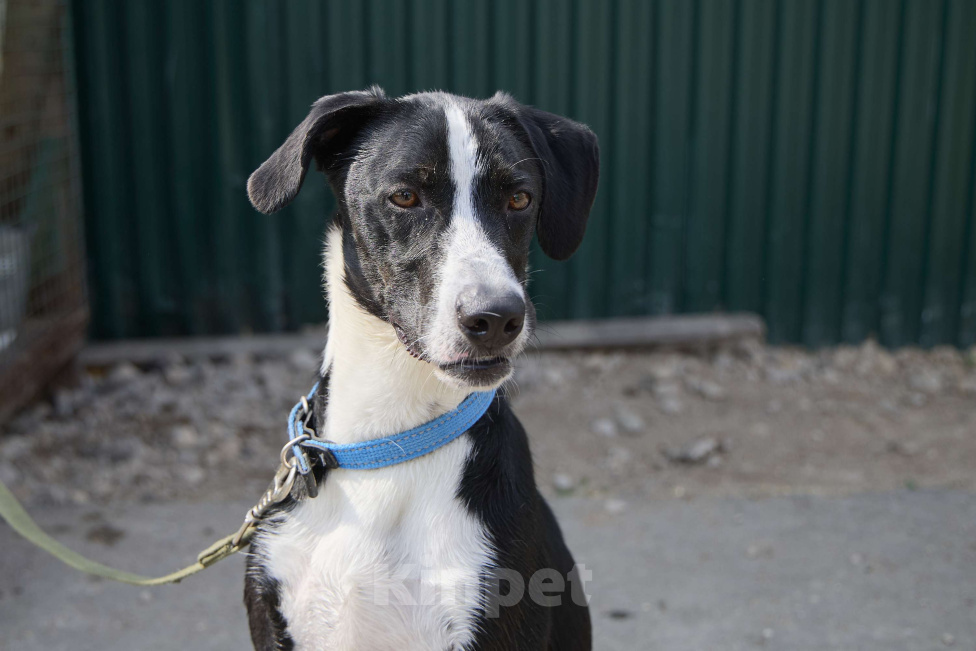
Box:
[390,189,420,208]
[508,191,531,211]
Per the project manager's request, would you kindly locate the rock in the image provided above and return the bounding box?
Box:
[885,440,920,457]
[171,425,200,449]
[942,633,956,647]
[965,347,976,368]
[908,370,943,394]
[751,422,771,437]
[855,339,898,376]
[658,396,684,415]
[606,608,633,620]
[0,461,21,485]
[552,473,576,493]
[831,346,858,371]
[512,361,545,393]
[879,397,899,411]
[99,438,143,463]
[86,523,126,546]
[23,401,53,423]
[53,389,79,418]
[931,346,962,366]
[957,375,976,395]
[603,498,627,514]
[582,352,625,375]
[590,418,618,438]
[663,436,725,465]
[907,392,928,408]
[216,436,243,460]
[747,543,774,559]
[613,405,645,434]
[179,466,206,486]
[820,368,841,385]
[229,351,255,368]
[107,362,141,386]
[605,446,632,473]
[765,365,803,385]
[1,435,32,463]
[711,350,736,371]
[686,377,726,401]
[646,355,682,381]
[163,363,194,386]
[288,349,319,373]
[733,338,765,365]
[650,380,682,399]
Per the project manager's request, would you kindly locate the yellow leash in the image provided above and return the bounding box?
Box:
[0,386,314,586]
[0,479,255,585]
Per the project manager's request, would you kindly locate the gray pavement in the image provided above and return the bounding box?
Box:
[1,490,974,650]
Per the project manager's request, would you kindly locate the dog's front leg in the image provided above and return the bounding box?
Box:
[244,550,295,651]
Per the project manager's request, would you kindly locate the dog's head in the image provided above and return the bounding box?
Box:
[248,88,599,389]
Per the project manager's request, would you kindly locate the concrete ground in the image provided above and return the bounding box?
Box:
[2,490,974,651]
[3,342,976,649]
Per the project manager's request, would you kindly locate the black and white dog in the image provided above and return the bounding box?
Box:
[243,87,599,651]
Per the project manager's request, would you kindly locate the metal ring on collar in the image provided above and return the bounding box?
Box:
[280,434,310,468]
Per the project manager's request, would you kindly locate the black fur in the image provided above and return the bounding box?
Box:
[460,397,592,650]
[244,539,295,651]
[489,94,600,261]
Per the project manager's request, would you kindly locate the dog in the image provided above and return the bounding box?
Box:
[243,87,599,651]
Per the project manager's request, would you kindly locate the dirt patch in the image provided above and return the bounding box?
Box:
[518,340,976,503]
[2,340,974,508]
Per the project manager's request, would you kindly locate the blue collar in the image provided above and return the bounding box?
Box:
[286,381,496,473]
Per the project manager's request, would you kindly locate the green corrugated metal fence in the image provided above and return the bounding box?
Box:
[73,0,976,347]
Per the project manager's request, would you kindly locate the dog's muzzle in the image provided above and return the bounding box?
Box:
[455,284,525,351]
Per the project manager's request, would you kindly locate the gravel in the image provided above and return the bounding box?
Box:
[2,338,976,507]
[1,352,319,506]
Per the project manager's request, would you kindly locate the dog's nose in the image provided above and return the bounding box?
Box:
[456,286,525,349]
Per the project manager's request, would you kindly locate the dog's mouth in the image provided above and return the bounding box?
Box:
[392,321,512,387]
[437,356,508,372]
[437,356,512,387]
[392,322,424,360]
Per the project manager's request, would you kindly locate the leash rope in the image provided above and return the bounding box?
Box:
[0,479,249,585]
[0,381,496,586]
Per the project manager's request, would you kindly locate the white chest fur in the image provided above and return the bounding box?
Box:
[256,435,491,651]
[253,225,494,650]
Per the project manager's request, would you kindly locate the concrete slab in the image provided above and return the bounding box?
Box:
[1,491,974,650]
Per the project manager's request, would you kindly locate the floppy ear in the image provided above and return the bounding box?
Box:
[513,103,600,261]
[247,87,387,214]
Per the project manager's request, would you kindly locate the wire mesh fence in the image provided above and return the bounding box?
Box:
[0,0,87,423]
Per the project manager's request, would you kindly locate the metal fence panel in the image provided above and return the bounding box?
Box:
[0,0,88,422]
[72,0,976,347]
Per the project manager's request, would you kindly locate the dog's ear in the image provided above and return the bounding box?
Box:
[247,87,387,214]
[502,96,600,261]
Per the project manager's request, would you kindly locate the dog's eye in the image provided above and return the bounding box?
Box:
[390,189,420,208]
[508,191,531,211]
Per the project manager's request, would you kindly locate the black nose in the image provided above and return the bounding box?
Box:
[456,286,526,350]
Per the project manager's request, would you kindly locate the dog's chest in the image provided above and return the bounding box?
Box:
[257,435,491,651]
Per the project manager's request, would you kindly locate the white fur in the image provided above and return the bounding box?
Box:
[427,103,528,372]
[256,226,494,651]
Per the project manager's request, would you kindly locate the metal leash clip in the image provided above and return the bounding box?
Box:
[230,426,311,547]
[291,396,326,498]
